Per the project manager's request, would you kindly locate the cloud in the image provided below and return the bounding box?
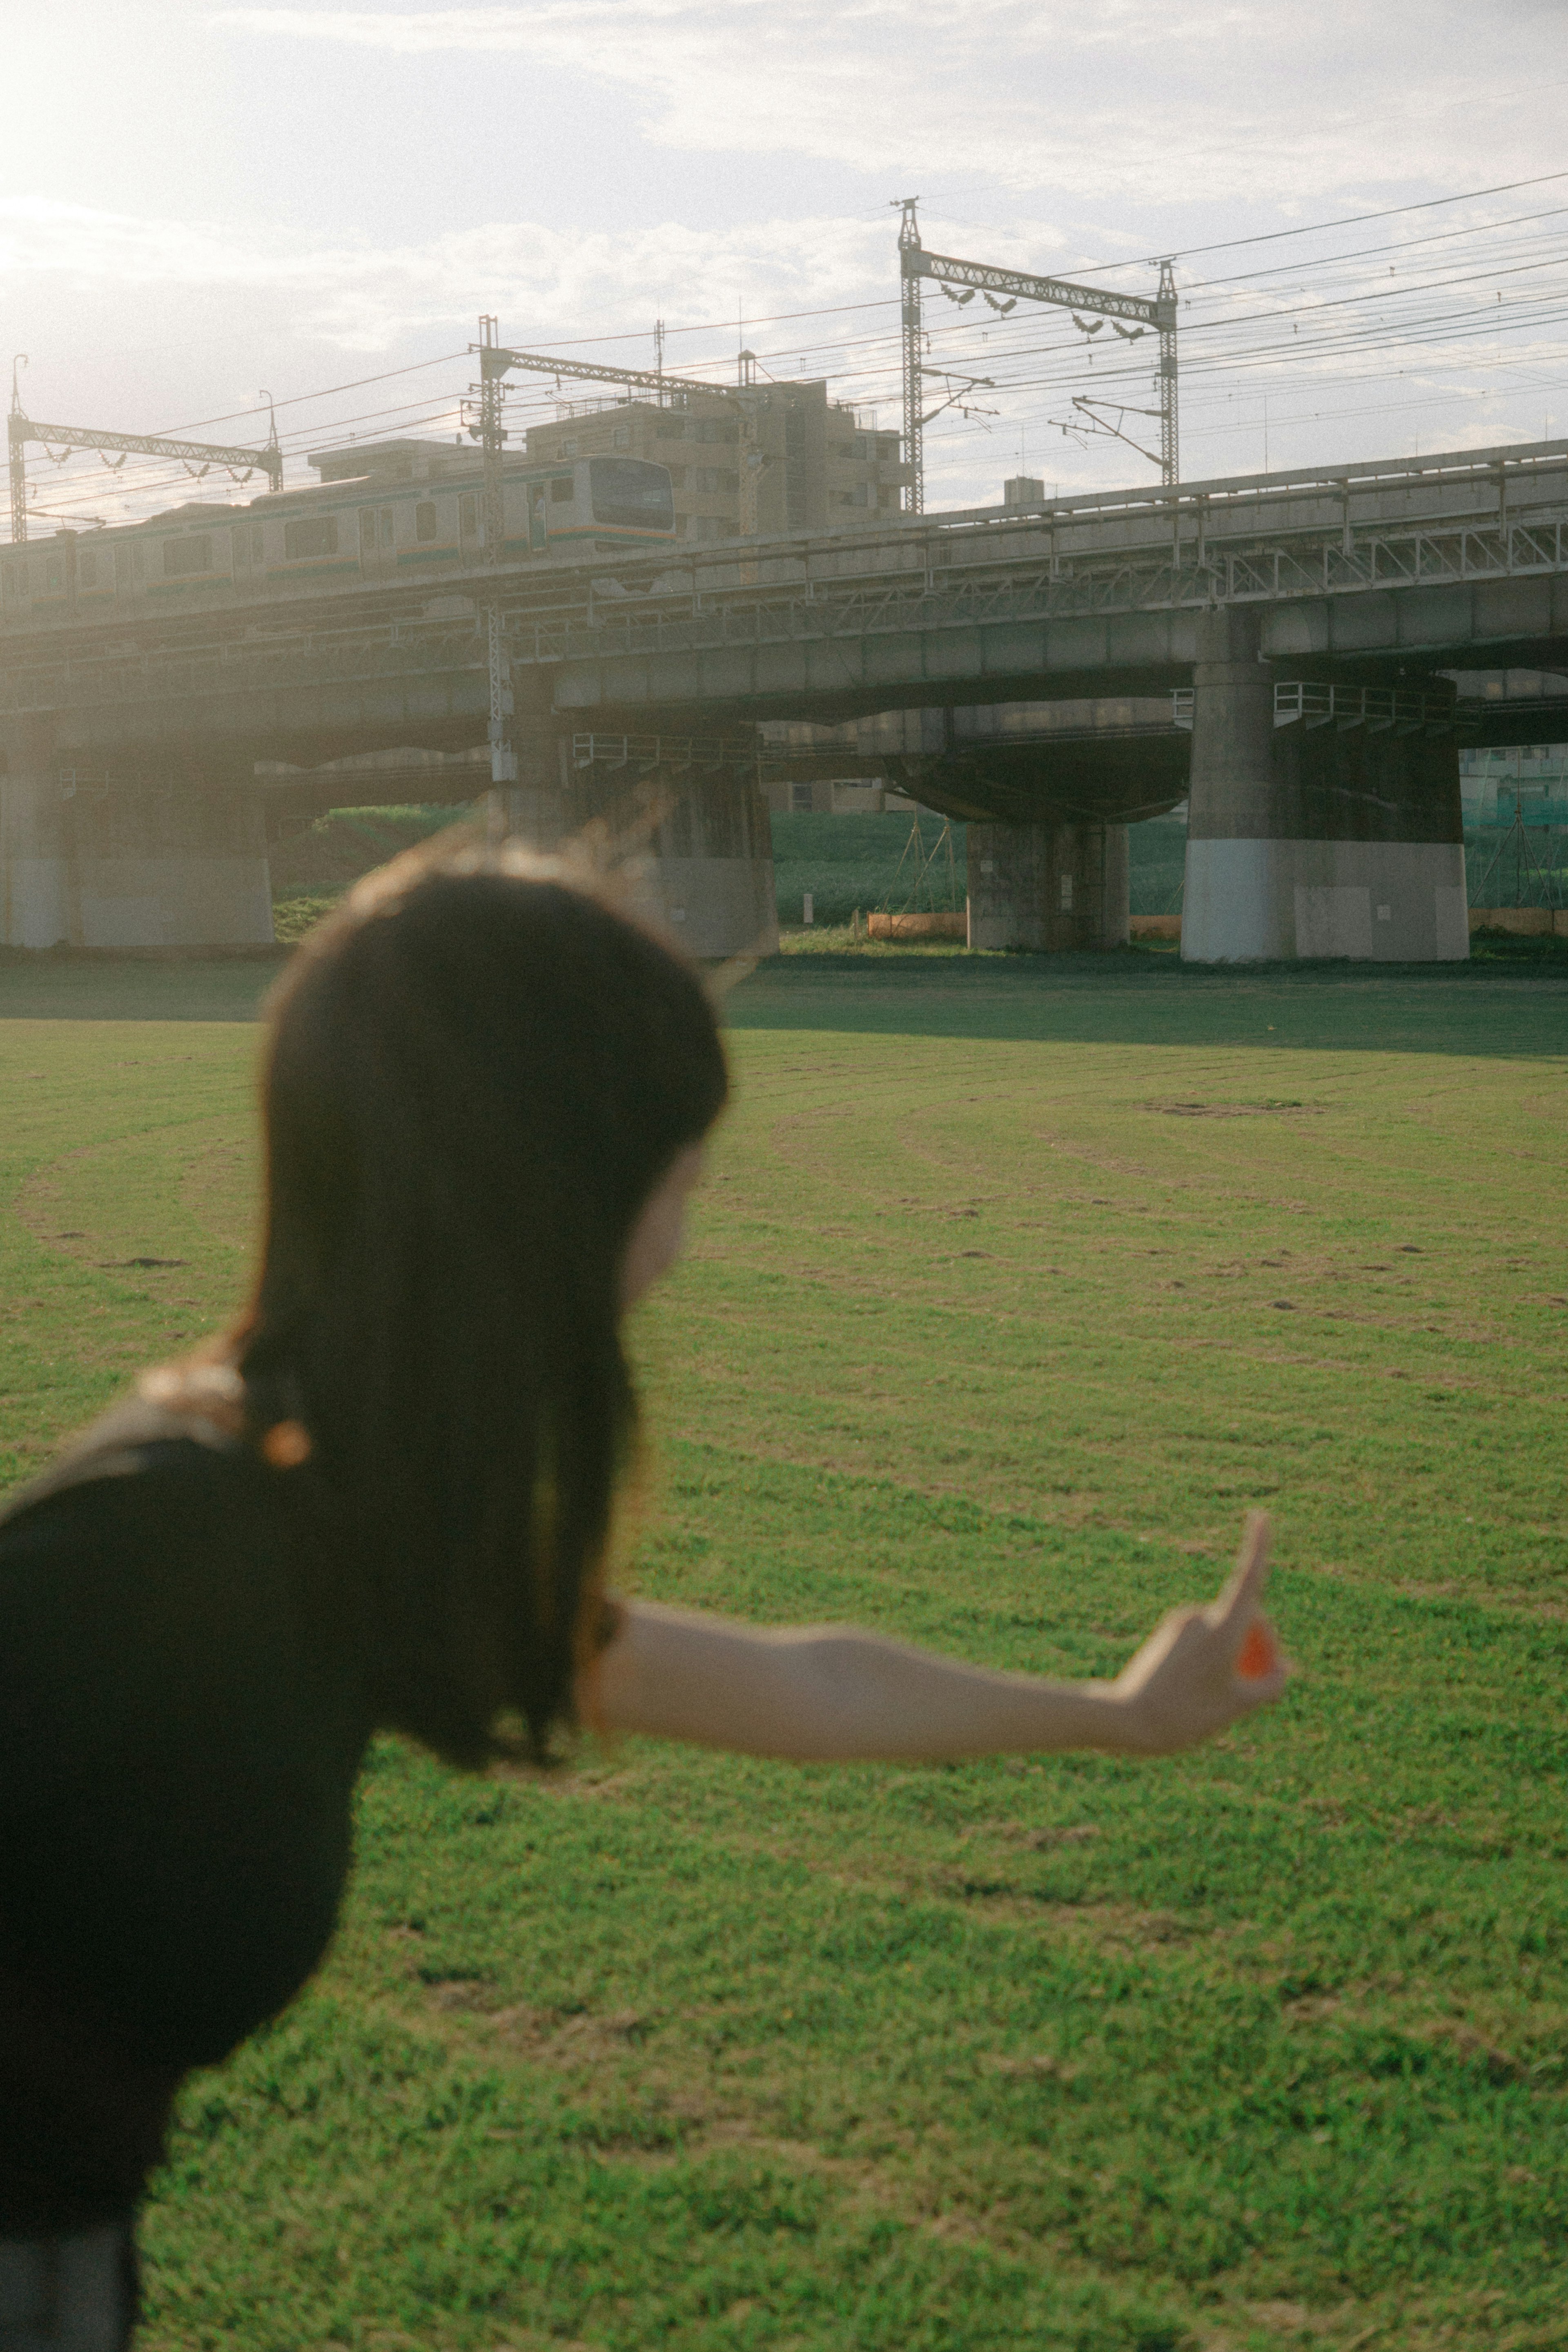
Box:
[210,3,1562,202]
[0,195,895,357]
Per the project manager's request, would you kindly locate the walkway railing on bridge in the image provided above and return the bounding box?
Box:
[1170,684,1479,737]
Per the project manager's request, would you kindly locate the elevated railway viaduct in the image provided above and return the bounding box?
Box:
[4,439,1568,958]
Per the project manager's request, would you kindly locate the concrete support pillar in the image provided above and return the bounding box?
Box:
[489,718,570,850]
[0,736,274,949]
[639,774,779,957]
[966,819,1129,950]
[0,726,72,948]
[1182,609,1468,962]
[487,726,777,957]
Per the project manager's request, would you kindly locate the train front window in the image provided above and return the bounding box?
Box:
[588,458,674,531]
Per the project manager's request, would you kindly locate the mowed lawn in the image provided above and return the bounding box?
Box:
[1,946,1566,2352]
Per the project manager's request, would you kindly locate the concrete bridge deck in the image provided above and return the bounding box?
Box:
[4,439,1568,960]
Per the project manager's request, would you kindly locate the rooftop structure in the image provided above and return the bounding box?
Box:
[308,438,472,487]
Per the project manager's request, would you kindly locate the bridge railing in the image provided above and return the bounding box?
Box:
[1172,684,1479,737]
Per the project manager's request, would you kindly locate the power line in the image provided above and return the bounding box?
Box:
[1080,168,1568,276]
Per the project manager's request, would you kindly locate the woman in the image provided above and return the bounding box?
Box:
[0,843,1288,2349]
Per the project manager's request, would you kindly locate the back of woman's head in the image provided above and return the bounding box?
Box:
[233,842,728,1765]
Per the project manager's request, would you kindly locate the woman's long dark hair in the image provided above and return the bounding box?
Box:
[197,840,726,1767]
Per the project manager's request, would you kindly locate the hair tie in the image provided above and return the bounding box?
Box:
[261,1420,314,1470]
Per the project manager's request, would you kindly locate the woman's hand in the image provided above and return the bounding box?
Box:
[587,1511,1290,1763]
[1110,1511,1291,1753]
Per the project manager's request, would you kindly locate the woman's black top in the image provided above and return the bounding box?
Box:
[0,1400,372,2236]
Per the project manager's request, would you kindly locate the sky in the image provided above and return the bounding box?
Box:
[5,0,1568,531]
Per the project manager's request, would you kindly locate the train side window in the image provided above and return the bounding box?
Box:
[164,534,213,575]
[359,509,375,549]
[0,558,22,602]
[414,502,437,542]
[248,526,263,566]
[612,426,630,451]
[550,476,573,503]
[459,492,477,536]
[379,507,395,546]
[283,516,338,559]
[46,557,64,592]
[79,549,98,588]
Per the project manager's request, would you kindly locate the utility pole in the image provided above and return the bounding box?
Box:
[473,318,517,796]
[476,314,509,567]
[1156,259,1178,486]
[7,358,26,547]
[895,198,924,516]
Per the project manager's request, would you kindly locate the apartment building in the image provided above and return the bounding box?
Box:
[521,378,908,546]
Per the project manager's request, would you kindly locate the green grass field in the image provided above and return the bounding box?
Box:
[2,945,1567,2352]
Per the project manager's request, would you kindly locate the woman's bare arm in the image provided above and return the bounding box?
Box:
[588,1514,1288,1762]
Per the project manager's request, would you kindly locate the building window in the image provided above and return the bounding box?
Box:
[791,782,813,812]
[414,502,437,542]
[550,476,574,503]
[694,467,738,494]
[655,415,686,440]
[283,515,339,560]
[556,439,577,460]
[612,425,631,450]
[459,491,477,536]
[686,513,724,542]
[876,435,900,458]
[1059,873,1074,912]
[695,418,738,445]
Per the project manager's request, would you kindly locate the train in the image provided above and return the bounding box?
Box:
[0,450,677,630]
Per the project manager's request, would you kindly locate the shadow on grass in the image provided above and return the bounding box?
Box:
[2,936,1566,1057]
[725,939,1568,1058]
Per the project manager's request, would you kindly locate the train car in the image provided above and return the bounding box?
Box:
[0,451,675,632]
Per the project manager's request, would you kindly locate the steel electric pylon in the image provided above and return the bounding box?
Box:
[6,363,284,545]
[897,211,1180,496]
[1156,259,1178,485]
[474,317,517,791]
[895,198,925,516]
